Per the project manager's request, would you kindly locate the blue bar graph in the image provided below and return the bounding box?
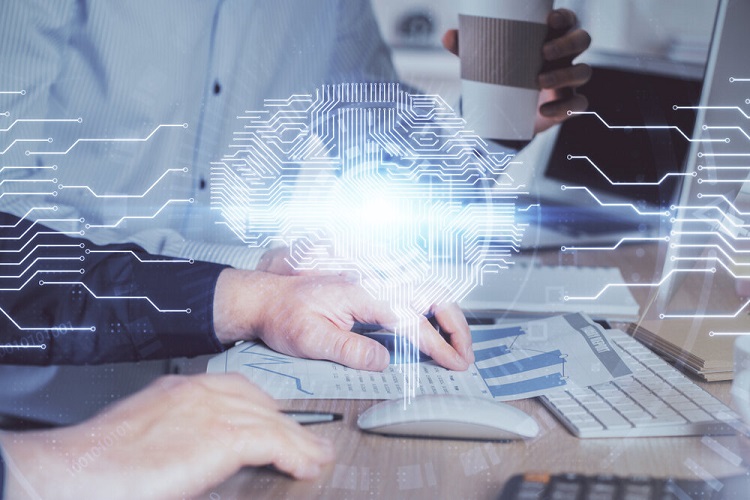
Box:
[478,350,564,379]
[473,344,511,362]
[471,326,524,343]
[487,373,566,397]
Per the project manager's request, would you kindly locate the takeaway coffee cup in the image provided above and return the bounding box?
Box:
[458,0,553,141]
[732,335,750,425]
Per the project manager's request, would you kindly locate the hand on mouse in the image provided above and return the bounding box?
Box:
[0,374,334,500]
[442,8,592,135]
[213,269,473,372]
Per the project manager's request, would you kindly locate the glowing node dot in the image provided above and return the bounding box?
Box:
[664,236,670,242]
[52,191,57,196]
[709,331,715,336]
[52,165,58,170]
[560,185,567,191]
[182,123,189,128]
[79,256,85,261]
[561,246,567,252]
[182,167,188,172]
[659,314,665,319]
[697,178,703,184]
[24,150,30,156]
[563,296,569,301]
[40,344,47,350]
[670,218,676,223]
[725,138,731,143]
[20,90,26,95]
[79,269,85,274]
[79,230,84,235]
[51,178,58,183]
[91,327,96,332]
[85,249,90,254]
[702,125,708,130]
[670,243,676,249]
[39,280,45,285]
[188,259,195,264]
[746,99,750,105]
[79,218,84,223]
[79,243,85,248]
[711,268,716,273]
[697,152,703,158]
[730,77,735,82]
[566,110,572,116]
[186,308,192,314]
[691,171,697,177]
[189,198,194,203]
[672,105,678,110]
[47,137,53,143]
[566,154,572,160]
[697,193,703,198]
[85,224,91,229]
[664,211,670,217]
[670,205,676,210]
[697,165,703,171]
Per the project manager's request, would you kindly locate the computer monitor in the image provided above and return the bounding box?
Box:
[652,0,750,337]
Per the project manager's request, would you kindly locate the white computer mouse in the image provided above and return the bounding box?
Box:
[357,394,539,440]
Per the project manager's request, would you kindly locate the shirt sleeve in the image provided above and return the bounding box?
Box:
[0,212,229,365]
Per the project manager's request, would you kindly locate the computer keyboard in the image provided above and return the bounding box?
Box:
[540,330,742,438]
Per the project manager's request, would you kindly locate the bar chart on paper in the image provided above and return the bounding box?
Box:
[207,313,631,401]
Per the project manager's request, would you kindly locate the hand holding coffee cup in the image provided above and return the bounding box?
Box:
[443,4,592,140]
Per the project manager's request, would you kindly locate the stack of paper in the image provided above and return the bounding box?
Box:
[629,319,735,381]
[459,261,640,321]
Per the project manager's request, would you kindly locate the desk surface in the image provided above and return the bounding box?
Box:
[210,245,750,499]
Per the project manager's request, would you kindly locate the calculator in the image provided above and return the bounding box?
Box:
[498,472,750,500]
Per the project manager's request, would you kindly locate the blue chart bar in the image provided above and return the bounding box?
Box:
[488,373,566,397]
[478,350,564,379]
[474,344,511,362]
[471,326,525,344]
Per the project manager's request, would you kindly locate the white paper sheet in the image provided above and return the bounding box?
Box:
[207,313,631,401]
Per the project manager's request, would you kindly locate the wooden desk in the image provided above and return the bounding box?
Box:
[209,245,749,499]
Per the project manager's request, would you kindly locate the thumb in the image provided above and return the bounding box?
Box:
[297,324,391,371]
[442,29,458,56]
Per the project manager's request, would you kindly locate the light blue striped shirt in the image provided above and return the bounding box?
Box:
[0,0,397,423]
[0,0,396,269]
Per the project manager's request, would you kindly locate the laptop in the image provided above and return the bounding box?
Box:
[510,24,707,249]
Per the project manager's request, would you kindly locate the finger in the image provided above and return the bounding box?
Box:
[538,63,592,90]
[547,8,577,32]
[543,28,591,61]
[414,316,470,371]
[432,304,473,364]
[234,419,334,479]
[296,324,391,371]
[442,29,458,55]
[539,93,589,121]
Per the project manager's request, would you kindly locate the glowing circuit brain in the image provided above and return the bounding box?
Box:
[211,83,525,314]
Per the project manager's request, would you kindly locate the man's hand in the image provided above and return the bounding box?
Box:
[0,374,334,500]
[213,269,473,372]
[442,8,592,135]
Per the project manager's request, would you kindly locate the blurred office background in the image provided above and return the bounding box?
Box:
[371,0,718,105]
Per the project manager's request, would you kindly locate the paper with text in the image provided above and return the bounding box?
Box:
[207,313,631,400]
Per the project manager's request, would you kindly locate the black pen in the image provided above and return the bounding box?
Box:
[282,410,343,425]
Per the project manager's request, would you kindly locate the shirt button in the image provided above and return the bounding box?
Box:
[213,81,221,95]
